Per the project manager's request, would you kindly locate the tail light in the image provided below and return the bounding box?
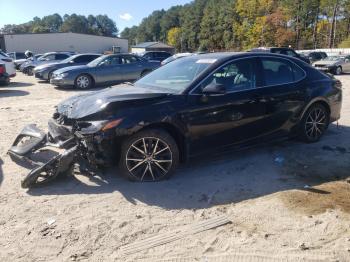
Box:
[1,58,12,62]
[0,65,5,74]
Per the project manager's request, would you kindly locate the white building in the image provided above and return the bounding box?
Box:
[0,32,128,54]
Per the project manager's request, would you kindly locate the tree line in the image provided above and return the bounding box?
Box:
[121,0,350,51]
[0,14,118,37]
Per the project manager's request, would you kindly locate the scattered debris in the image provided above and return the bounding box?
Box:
[119,222,128,228]
[119,215,231,255]
[299,243,310,250]
[47,218,56,226]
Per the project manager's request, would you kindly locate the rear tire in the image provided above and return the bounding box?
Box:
[27,67,34,76]
[74,74,93,89]
[119,129,179,182]
[299,104,330,143]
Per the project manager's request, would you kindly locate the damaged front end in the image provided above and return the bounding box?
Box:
[8,122,79,188]
[7,111,113,188]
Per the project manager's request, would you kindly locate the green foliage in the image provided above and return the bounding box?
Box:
[120,0,350,51]
[0,14,118,37]
[339,37,350,47]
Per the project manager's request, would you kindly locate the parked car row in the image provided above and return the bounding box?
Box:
[14,51,161,89]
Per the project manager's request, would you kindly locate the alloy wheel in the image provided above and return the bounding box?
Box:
[76,75,90,89]
[304,107,327,141]
[125,137,173,181]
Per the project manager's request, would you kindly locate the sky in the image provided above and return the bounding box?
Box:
[0,0,192,33]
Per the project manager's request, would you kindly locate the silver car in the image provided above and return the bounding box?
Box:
[20,52,74,75]
[313,55,350,75]
[50,54,160,89]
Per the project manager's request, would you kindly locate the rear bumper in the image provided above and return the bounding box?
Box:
[0,74,10,84]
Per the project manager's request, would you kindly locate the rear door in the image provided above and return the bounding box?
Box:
[256,56,307,135]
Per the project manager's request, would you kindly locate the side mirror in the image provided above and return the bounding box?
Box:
[202,82,226,95]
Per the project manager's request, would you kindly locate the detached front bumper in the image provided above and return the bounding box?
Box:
[8,124,77,185]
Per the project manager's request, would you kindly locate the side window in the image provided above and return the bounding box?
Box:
[286,50,297,57]
[143,53,152,60]
[202,58,257,93]
[55,54,69,60]
[100,56,120,66]
[261,58,304,86]
[121,55,138,64]
[44,54,55,61]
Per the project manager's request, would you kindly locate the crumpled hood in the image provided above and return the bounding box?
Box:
[54,65,89,74]
[57,84,169,119]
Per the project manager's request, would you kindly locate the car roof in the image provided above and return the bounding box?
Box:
[188,51,301,62]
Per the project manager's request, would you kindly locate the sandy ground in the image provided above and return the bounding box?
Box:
[0,73,350,262]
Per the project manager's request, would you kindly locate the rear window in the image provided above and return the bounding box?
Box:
[305,66,329,81]
[261,57,305,86]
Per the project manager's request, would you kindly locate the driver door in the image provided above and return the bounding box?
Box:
[96,55,122,84]
[183,58,268,153]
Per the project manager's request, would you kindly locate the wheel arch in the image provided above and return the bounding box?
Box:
[300,98,331,120]
[75,72,95,86]
[139,122,188,163]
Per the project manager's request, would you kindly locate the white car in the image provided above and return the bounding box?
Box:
[0,51,16,77]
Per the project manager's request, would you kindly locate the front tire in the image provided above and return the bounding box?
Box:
[299,104,330,143]
[335,66,342,75]
[27,67,34,76]
[119,129,179,182]
[74,74,93,89]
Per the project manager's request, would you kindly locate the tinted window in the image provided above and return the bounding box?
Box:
[55,54,69,60]
[202,58,257,92]
[261,58,304,86]
[74,55,99,63]
[143,53,153,60]
[16,53,26,59]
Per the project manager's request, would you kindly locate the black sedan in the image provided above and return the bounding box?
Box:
[34,53,101,81]
[50,54,160,89]
[8,52,342,187]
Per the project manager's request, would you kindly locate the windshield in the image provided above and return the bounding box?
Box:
[134,56,215,93]
[323,56,343,61]
[88,55,107,67]
[38,54,49,61]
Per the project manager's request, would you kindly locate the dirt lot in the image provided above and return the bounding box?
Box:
[0,73,350,261]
